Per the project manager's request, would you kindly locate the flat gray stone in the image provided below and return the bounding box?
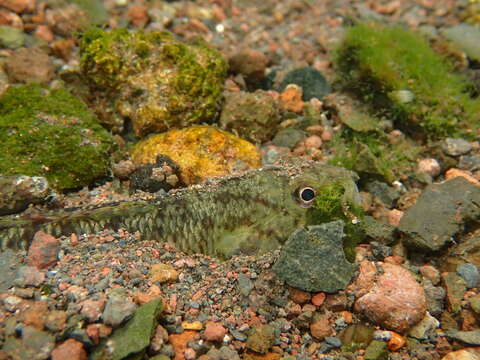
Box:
[442,24,480,62]
[446,329,480,345]
[273,221,356,292]
[398,177,480,252]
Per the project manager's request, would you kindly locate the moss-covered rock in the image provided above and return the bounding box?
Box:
[79,28,228,136]
[219,90,280,143]
[334,22,480,139]
[0,85,115,190]
[130,125,261,185]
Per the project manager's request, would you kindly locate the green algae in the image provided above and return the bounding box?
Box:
[79,28,228,136]
[306,181,365,262]
[328,127,421,183]
[0,84,115,190]
[334,22,480,139]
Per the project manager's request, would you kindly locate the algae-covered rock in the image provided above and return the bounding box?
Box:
[0,85,115,190]
[273,221,356,293]
[91,298,163,360]
[80,28,227,136]
[335,22,480,139]
[131,125,261,185]
[278,67,331,101]
[219,90,280,143]
[399,176,480,252]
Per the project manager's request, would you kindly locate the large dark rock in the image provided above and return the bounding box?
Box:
[398,177,480,252]
[273,221,356,293]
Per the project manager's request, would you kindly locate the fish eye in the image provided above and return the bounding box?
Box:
[297,187,316,207]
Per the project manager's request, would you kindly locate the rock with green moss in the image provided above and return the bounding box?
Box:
[79,28,228,136]
[91,298,163,360]
[334,22,480,139]
[219,90,280,143]
[273,221,356,293]
[0,85,115,191]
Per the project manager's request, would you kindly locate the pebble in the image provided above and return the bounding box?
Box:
[228,49,268,87]
[13,265,45,287]
[237,272,254,297]
[51,339,87,360]
[0,24,24,48]
[420,265,441,285]
[3,295,23,312]
[417,158,441,177]
[203,321,227,342]
[80,298,106,323]
[441,348,480,360]
[5,47,55,84]
[279,84,304,113]
[459,154,480,172]
[442,138,472,157]
[352,261,426,333]
[149,263,179,283]
[408,312,439,340]
[445,168,480,185]
[246,324,276,354]
[457,264,480,289]
[278,67,331,101]
[446,329,480,346]
[102,293,137,327]
[443,272,467,314]
[27,231,59,269]
[310,313,332,340]
[442,23,480,62]
[311,292,326,307]
[469,294,480,314]
[387,331,406,351]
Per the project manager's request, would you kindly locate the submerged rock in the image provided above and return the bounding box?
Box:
[351,261,426,333]
[0,176,51,216]
[399,177,480,252]
[219,90,280,143]
[278,67,331,101]
[80,28,227,135]
[92,298,163,360]
[273,221,356,293]
[0,85,115,191]
[131,125,261,185]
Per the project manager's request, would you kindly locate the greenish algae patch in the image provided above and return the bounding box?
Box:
[306,181,365,262]
[328,127,421,183]
[334,22,480,139]
[79,28,228,136]
[0,84,115,190]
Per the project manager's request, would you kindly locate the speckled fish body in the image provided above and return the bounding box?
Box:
[0,163,359,259]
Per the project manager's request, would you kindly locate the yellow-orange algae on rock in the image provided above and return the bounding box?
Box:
[131,125,261,185]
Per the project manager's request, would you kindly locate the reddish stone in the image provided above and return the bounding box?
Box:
[203,321,227,342]
[51,339,87,360]
[21,301,48,330]
[26,231,59,269]
[311,293,326,307]
[388,331,406,351]
[228,49,268,85]
[80,298,106,322]
[387,209,403,227]
[126,5,149,27]
[34,24,53,42]
[279,85,304,113]
[352,261,427,333]
[169,330,200,360]
[445,168,480,186]
[288,288,311,305]
[310,314,332,340]
[0,9,22,28]
[0,0,35,13]
[420,265,441,285]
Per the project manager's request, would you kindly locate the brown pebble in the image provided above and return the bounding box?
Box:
[311,292,326,307]
[34,24,54,42]
[203,321,227,342]
[310,314,332,340]
[289,287,311,305]
[51,339,87,360]
[27,231,59,269]
[304,135,322,149]
[387,209,403,226]
[4,47,55,84]
[0,0,35,13]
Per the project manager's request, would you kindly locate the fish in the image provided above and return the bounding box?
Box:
[0,162,360,259]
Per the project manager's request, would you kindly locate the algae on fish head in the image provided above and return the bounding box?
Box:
[0,163,360,260]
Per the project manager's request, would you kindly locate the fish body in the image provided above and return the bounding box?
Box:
[0,163,359,259]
